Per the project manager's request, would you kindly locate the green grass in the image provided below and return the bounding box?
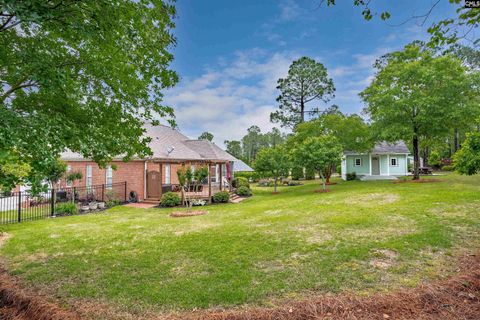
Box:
[1,173,479,314]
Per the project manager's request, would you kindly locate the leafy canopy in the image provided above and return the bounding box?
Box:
[254,146,290,192]
[0,0,178,189]
[454,132,480,175]
[198,132,214,141]
[270,57,335,129]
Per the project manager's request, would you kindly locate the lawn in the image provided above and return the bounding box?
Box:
[0,173,479,316]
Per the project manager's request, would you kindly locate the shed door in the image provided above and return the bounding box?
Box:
[147,171,160,198]
[372,156,380,175]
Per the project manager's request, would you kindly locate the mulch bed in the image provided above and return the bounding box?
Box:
[393,179,442,184]
[170,210,208,218]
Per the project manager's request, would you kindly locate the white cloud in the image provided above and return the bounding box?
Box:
[164,51,295,146]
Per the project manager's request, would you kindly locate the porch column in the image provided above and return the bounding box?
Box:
[219,163,223,191]
[369,153,372,176]
[159,163,163,198]
[387,155,390,176]
[208,162,212,203]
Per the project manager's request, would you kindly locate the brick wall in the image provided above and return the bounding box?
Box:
[64,160,146,200]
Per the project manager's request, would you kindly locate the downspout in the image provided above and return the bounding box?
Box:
[144,161,147,201]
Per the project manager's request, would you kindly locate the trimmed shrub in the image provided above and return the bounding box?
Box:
[232,177,250,188]
[441,165,454,171]
[212,191,230,203]
[346,172,357,181]
[291,166,304,180]
[160,192,181,207]
[236,186,252,197]
[305,167,316,180]
[56,202,78,215]
[234,171,260,182]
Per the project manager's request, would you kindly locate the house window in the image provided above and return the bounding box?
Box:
[191,165,195,174]
[165,164,171,184]
[106,165,113,188]
[390,157,398,167]
[66,165,72,186]
[86,165,92,187]
[354,158,362,166]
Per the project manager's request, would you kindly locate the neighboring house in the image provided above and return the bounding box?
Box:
[341,142,410,180]
[232,159,253,173]
[60,124,239,202]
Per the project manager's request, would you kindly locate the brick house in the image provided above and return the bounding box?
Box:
[60,124,241,203]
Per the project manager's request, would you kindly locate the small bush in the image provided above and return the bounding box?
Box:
[234,171,260,182]
[232,177,250,188]
[160,192,181,207]
[191,199,207,206]
[441,165,454,171]
[212,191,230,203]
[236,186,252,197]
[56,202,78,215]
[346,172,357,181]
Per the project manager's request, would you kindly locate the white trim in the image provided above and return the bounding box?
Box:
[354,157,362,167]
[105,165,113,189]
[390,157,398,167]
[387,154,390,176]
[144,161,147,200]
[405,154,408,175]
[86,165,92,187]
[165,164,171,184]
[369,153,372,176]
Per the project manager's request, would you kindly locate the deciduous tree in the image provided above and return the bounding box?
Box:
[254,146,290,193]
[454,132,480,175]
[198,132,214,141]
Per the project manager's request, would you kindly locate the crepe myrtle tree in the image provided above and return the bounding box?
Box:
[294,136,342,192]
[254,146,290,193]
[454,131,480,175]
[177,165,208,209]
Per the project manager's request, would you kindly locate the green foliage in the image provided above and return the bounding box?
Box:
[441,165,454,172]
[270,57,335,128]
[160,192,181,207]
[224,140,243,159]
[293,135,342,190]
[429,151,441,168]
[346,172,357,181]
[55,202,78,215]
[254,146,290,192]
[0,0,178,188]
[236,186,252,197]
[234,171,260,182]
[0,150,30,191]
[66,172,83,183]
[361,43,476,179]
[232,177,249,189]
[212,191,229,203]
[198,132,214,141]
[305,167,316,180]
[454,132,480,175]
[291,166,304,180]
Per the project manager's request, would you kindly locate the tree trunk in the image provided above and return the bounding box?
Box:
[300,97,305,123]
[319,171,326,191]
[412,136,420,180]
[274,176,278,193]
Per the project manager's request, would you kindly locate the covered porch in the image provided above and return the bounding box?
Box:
[144,160,233,203]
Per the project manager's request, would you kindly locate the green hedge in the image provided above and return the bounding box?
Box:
[236,186,252,197]
[160,192,181,207]
[212,191,230,203]
[232,177,250,188]
[56,202,78,215]
[234,171,260,182]
[441,165,454,171]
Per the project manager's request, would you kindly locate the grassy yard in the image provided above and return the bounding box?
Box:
[0,173,479,315]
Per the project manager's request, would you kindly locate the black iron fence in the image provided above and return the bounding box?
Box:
[0,182,127,225]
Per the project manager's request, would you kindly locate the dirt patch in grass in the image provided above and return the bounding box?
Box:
[347,193,399,205]
[314,189,331,193]
[170,210,208,218]
[369,249,399,269]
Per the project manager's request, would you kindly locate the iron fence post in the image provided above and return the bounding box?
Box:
[51,188,55,216]
[72,187,76,203]
[17,192,21,223]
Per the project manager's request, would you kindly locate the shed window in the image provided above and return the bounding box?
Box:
[354,158,362,166]
[390,157,398,166]
[106,165,113,188]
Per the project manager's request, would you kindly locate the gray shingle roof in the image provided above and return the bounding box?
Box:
[61,124,237,162]
[345,141,410,155]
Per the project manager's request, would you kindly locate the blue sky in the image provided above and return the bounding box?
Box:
[164,0,458,145]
